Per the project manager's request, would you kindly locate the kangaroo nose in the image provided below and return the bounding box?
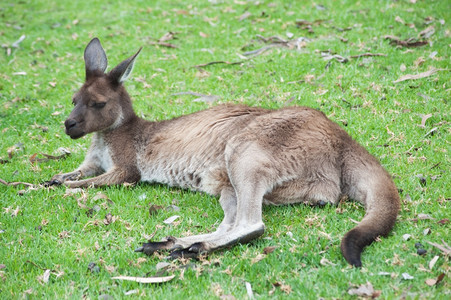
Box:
[65,119,77,130]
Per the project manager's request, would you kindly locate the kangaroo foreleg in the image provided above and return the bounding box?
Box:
[46,161,104,186]
[63,167,133,188]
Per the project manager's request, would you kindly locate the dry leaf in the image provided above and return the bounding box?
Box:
[124,290,139,296]
[393,68,441,83]
[400,64,406,72]
[414,57,426,67]
[156,262,171,271]
[402,234,412,241]
[420,114,433,128]
[395,16,405,24]
[42,269,51,283]
[417,213,434,220]
[105,265,116,273]
[425,278,437,286]
[163,215,180,224]
[103,213,117,225]
[273,281,292,294]
[320,257,337,266]
[424,273,445,286]
[348,282,380,298]
[437,218,449,225]
[112,275,175,283]
[149,204,164,215]
[245,282,254,299]
[158,32,177,43]
[419,26,435,38]
[429,255,439,269]
[402,273,414,280]
[23,288,33,295]
[263,246,276,255]
[12,206,20,217]
[251,254,265,264]
[92,192,109,202]
[59,231,70,239]
[211,283,224,297]
[239,11,251,21]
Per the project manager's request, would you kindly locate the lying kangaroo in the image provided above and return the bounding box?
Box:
[49,38,400,267]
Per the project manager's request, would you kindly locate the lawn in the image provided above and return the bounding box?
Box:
[0,0,450,298]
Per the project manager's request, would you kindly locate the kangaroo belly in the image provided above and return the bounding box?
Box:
[137,152,228,195]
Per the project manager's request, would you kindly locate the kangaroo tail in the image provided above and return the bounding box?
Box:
[340,151,400,267]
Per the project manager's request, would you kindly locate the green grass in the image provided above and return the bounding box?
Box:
[1,0,450,298]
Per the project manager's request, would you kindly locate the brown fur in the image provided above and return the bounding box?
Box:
[50,38,400,267]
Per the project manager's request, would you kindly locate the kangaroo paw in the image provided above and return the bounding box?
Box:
[135,237,176,256]
[168,242,207,260]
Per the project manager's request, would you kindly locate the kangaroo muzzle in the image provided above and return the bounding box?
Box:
[65,118,85,139]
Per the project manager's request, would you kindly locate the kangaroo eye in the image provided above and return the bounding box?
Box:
[94,102,106,108]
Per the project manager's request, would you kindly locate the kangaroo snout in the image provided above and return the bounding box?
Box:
[64,118,84,139]
[65,119,77,130]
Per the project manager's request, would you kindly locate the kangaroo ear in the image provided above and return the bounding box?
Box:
[84,38,108,78]
[108,47,142,84]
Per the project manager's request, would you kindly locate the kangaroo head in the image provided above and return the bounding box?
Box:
[65,38,141,139]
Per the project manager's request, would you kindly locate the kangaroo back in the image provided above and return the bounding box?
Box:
[340,141,400,267]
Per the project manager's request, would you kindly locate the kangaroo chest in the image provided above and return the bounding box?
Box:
[88,133,114,172]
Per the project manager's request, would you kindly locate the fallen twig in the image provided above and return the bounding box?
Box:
[26,260,50,271]
[242,45,275,57]
[394,68,448,83]
[148,41,178,48]
[384,35,428,48]
[0,178,35,188]
[191,60,243,69]
[29,152,71,164]
[256,34,288,44]
[350,53,387,58]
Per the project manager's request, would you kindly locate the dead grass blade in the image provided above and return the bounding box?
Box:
[427,240,451,256]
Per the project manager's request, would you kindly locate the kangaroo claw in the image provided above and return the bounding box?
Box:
[135,237,176,256]
[168,242,207,260]
[43,179,62,187]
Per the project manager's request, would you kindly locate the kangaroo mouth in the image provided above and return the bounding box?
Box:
[66,129,86,139]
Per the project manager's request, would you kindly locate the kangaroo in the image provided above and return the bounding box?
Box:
[49,38,400,267]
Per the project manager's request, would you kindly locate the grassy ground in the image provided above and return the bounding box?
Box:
[1,0,450,298]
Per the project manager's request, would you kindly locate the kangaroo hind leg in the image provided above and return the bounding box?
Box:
[169,142,271,259]
[136,185,238,256]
